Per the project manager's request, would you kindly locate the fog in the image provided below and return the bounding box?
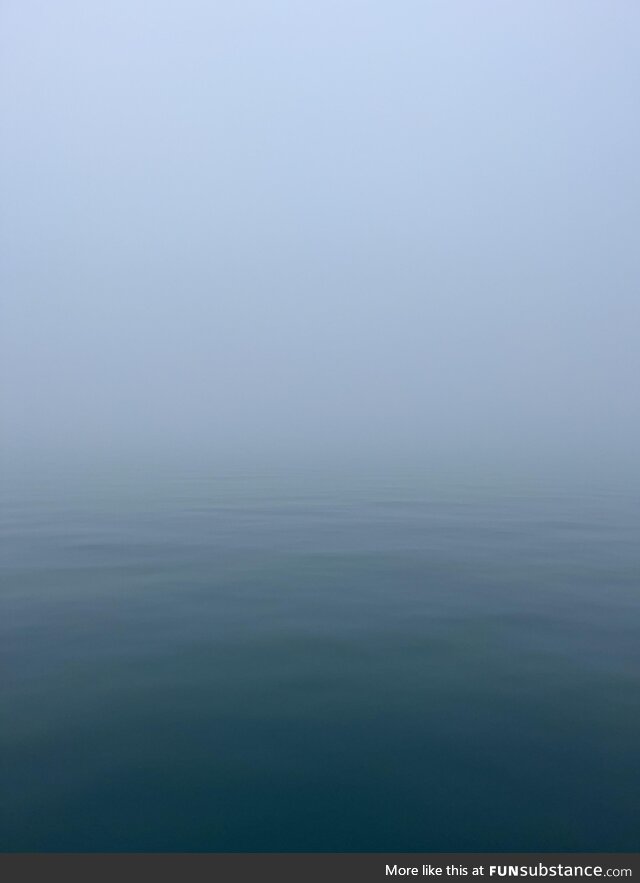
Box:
[2,1,639,476]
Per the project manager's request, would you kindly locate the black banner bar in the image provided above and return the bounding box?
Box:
[1,853,638,883]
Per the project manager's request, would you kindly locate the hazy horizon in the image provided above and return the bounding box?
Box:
[2,1,639,478]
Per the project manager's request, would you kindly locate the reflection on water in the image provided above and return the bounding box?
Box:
[1,469,639,851]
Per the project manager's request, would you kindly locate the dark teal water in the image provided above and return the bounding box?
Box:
[2,468,639,851]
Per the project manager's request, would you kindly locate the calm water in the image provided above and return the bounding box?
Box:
[1,467,639,851]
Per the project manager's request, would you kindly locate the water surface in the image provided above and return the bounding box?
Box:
[2,468,638,851]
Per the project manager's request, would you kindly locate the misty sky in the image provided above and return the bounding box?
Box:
[2,1,639,471]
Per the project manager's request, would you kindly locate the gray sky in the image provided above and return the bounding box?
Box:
[2,1,639,472]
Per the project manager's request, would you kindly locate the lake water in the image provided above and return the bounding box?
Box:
[2,466,639,851]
